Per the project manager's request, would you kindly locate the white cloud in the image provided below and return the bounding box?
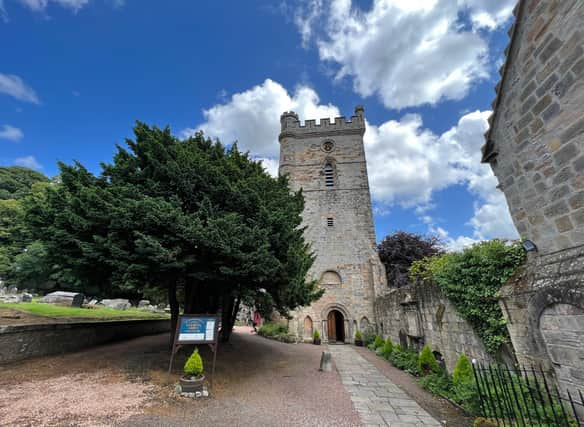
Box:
[188,79,517,243]
[14,155,42,170]
[461,0,516,30]
[185,78,339,158]
[294,0,515,109]
[0,1,7,22]
[257,157,279,177]
[18,0,89,13]
[0,125,24,141]
[0,73,39,104]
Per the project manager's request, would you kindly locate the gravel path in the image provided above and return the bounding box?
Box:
[0,327,361,427]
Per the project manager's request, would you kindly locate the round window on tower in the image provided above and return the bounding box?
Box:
[321,140,335,152]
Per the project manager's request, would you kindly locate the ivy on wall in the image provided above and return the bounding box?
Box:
[410,240,526,355]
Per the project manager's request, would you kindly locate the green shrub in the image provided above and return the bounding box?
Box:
[354,330,362,341]
[184,348,203,377]
[381,337,393,359]
[362,329,376,347]
[409,240,525,355]
[418,371,455,399]
[388,346,420,375]
[453,354,473,385]
[373,335,384,349]
[313,329,320,339]
[418,345,439,375]
[258,322,288,337]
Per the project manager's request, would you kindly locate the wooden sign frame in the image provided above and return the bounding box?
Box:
[168,314,220,390]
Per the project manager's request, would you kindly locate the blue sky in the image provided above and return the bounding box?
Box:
[0,0,520,249]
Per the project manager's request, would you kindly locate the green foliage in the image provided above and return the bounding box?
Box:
[362,329,376,347]
[257,322,295,343]
[381,337,393,359]
[25,124,321,341]
[11,241,53,289]
[453,354,473,385]
[0,166,49,200]
[0,169,51,287]
[410,240,526,354]
[418,345,439,375]
[387,346,420,375]
[313,329,320,339]
[373,335,384,349]
[184,348,204,377]
[354,330,362,341]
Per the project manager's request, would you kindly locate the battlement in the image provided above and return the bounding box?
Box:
[279,105,365,140]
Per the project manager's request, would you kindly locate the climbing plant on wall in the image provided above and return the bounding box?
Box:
[409,240,526,355]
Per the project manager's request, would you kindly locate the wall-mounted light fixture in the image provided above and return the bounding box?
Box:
[522,240,537,252]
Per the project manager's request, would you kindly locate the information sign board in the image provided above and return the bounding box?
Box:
[168,314,220,389]
[178,316,217,343]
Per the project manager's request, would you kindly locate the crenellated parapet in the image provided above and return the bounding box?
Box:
[279,105,365,141]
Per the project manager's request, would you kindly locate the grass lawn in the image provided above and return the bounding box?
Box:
[0,301,169,320]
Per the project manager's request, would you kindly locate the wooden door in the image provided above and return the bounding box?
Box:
[327,311,336,341]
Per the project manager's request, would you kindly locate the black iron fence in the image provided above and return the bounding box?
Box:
[471,362,584,426]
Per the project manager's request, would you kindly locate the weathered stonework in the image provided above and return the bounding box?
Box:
[484,0,584,394]
[374,281,493,372]
[279,106,386,343]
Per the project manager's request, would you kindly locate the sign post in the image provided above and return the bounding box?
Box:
[168,314,220,390]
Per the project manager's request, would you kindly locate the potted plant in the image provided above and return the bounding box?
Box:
[180,348,205,393]
[354,330,363,346]
[313,329,321,345]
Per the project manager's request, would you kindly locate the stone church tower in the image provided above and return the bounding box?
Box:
[279,106,386,343]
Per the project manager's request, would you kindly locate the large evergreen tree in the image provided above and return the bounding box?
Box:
[26,123,320,341]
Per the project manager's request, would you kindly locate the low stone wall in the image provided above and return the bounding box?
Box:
[0,319,170,364]
[374,282,492,372]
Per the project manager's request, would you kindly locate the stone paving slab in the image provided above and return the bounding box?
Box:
[329,345,442,427]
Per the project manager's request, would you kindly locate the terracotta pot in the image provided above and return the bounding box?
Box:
[180,374,205,393]
[313,338,321,345]
[354,339,363,347]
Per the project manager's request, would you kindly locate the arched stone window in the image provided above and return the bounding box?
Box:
[320,270,341,286]
[324,162,335,187]
[360,316,371,333]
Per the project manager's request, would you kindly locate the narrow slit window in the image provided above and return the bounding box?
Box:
[327,217,334,227]
[324,163,334,187]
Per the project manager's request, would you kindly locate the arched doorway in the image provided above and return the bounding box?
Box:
[327,310,345,342]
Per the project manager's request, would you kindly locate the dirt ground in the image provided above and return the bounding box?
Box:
[0,327,360,427]
[0,327,471,426]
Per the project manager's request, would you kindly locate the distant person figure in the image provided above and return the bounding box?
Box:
[252,310,262,332]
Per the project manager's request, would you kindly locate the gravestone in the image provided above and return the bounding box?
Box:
[138,299,150,308]
[101,298,130,310]
[39,291,85,307]
[21,293,33,302]
[0,285,5,296]
[7,285,18,295]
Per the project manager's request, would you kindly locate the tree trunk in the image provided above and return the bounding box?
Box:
[168,281,179,348]
[220,294,235,342]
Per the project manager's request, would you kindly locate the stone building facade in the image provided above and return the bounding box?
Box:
[279,106,386,343]
[482,0,584,393]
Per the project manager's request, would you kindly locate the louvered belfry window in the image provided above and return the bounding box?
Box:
[324,163,334,187]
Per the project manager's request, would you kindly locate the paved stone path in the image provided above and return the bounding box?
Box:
[329,345,442,427]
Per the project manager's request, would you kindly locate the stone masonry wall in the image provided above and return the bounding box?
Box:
[485,0,584,394]
[374,281,492,372]
[0,319,170,364]
[279,107,386,342]
[488,0,584,254]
